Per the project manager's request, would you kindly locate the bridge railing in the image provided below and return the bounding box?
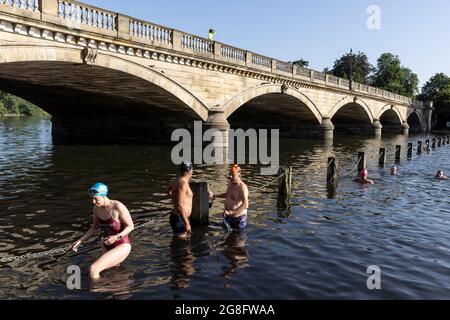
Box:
[57,0,117,31]
[0,0,420,106]
[0,0,39,11]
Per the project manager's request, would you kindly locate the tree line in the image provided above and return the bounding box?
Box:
[292,52,449,129]
[0,91,48,117]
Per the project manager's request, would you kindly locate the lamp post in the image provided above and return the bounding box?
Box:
[349,48,354,91]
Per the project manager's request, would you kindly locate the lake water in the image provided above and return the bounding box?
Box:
[0,117,449,299]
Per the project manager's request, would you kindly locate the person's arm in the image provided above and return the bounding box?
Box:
[230,184,249,218]
[104,202,135,246]
[166,181,174,198]
[71,212,99,252]
[177,181,192,233]
[212,183,230,199]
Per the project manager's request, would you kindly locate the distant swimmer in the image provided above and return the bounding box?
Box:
[71,183,134,280]
[391,166,399,176]
[210,164,249,230]
[354,169,375,185]
[167,162,193,240]
[435,170,448,180]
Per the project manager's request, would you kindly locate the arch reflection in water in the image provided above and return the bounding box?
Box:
[220,231,250,278]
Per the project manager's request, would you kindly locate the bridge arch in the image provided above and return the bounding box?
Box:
[0,44,209,120]
[379,104,404,124]
[327,96,375,124]
[407,109,425,133]
[222,84,323,124]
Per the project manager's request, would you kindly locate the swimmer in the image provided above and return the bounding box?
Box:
[210,164,249,230]
[391,166,399,176]
[435,170,448,180]
[167,162,193,240]
[71,183,134,280]
[353,168,375,185]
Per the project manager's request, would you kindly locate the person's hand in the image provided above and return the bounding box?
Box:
[71,240,82,252]
[208,190,215,199]
[185,224,192,234]
[103,236,117,246]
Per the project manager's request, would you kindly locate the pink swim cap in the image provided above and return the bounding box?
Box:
[360,169,368,178]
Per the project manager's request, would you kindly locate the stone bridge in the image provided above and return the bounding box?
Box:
[0,0,433,144]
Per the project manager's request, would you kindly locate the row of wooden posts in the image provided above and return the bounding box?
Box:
[189,135,449,225]
[327,135,450,184]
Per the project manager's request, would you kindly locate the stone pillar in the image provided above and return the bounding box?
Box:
[39,0,58,16]
[117,14,131,40]
[402,121,410,135]
[319,118,334,141]
[373,119,382,138]
[213,42,222,60]
[245,51,253,67]
[172,30,183,51]
[204,109,230,163]
[424,101,434,132]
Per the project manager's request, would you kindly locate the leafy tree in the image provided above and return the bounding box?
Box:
[0,90,48,117]
[370,53,419,98]
[330,51,373,84]
[291,59,309,68]
[419,73,450,129]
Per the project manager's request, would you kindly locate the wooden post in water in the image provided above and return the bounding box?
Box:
[189,181,209,225]
[417,141,422,155]
[395,145,402,163]
[425,140,430,151]
[443,137,447,146]
[379,148,386,167]
[438,137,442,147]
[407,143,413,159]
[357,152,366,173]
[278,166,292,196]
[327,157,338,183]
[432,138,436,149]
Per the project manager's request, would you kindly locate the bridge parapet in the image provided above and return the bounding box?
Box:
[0,0,421,107]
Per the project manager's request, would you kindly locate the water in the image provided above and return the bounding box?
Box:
[0,117,449,299]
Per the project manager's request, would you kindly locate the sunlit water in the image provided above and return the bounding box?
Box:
[0,117,449,299]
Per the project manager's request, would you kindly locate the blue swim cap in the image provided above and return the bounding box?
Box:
[89,183,108,197]
[180,161,193,173]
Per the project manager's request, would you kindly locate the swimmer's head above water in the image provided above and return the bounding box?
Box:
[229,164,242,184]
[360,168,369,179]
[391,166,398,175]
[89,182,109,206]
[180,161,193,176]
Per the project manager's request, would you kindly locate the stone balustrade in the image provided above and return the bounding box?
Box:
[0,0,38,12]
[0,0,420,106]
[129,18,172,45]
[221,44,246,62]
[57,0,116,31]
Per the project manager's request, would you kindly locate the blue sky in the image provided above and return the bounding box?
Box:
[83,0,450,89]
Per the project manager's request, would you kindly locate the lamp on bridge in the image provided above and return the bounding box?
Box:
[348,48,354,91]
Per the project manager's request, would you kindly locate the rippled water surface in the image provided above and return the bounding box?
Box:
[0,117,449,299]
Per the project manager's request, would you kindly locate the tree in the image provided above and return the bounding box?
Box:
[370,53,419,98]
[420,73,450,129]
[420,73,450,100]
[291,59,309,68]
[330,51,373,84]
[0,101,6,116]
